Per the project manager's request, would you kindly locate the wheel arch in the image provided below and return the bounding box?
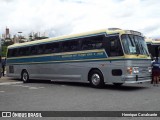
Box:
[88,68,104,81]
[21,69,27,76]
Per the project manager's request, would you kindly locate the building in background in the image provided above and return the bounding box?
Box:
[5,27,10,39]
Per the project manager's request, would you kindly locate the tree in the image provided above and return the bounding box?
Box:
[3,41,14,46]
[2,40,14,57]
[2,46,7,57]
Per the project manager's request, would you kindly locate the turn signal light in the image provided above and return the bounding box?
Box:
[127,67,133,74]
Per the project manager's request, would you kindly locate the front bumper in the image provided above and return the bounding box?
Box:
[122,75,151,83]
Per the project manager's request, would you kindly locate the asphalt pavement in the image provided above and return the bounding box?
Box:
[0,77,160,120]
[0,76,20,82]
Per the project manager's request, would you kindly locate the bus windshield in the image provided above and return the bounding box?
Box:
[121,34,149,55]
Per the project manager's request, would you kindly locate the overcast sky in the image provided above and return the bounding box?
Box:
[0,0,160,38]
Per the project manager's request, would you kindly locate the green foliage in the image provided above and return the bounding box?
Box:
[2,45,7,57]
[1,41,14,57]
[3,41,14,46]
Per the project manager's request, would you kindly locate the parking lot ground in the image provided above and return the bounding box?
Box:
[0,77,160,120]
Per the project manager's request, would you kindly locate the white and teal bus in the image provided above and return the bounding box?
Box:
[6,29,152,87]
[146,38,160,59]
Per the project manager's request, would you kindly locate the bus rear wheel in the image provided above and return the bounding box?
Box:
[21,70,29,83]
[89,70,104,88]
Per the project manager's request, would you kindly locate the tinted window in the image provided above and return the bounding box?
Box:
[44,42,60,54]
[62,40,79,52]
[81,35,104,50]
[105,35,123,57]
[30,46,37,55]
[44,43,54,54]
[7,49,13,57]
[7,48,18,57]
[7,35,106,58]
[51,42,60,53]
[37,44,45,54]
[19,47,29,56]
[12,48,19,57]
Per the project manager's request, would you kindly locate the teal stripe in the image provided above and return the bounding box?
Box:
[7,58,151,65]
[7,51,108,65]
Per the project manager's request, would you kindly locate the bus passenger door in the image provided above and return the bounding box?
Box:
[104,35,124,83]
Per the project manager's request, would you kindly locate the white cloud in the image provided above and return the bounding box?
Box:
[0,0,160,38]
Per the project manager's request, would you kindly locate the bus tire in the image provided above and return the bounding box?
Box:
[21,70,29,83]
[113,83,123,86]
[89,69,104,88]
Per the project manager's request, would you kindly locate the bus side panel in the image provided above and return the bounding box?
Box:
[29,62,98,82]
[6,65,22,78]
[7,60,126,84]
[101,60,125,83]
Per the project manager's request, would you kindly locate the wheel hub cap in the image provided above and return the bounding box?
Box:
[23,73,28,81]
[91,74,100,85]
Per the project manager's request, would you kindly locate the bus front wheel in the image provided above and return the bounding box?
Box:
[21,70,29,83]
[89,70,104,88]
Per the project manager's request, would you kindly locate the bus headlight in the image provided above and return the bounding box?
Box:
[148,67,152,73]
[127,67,139,74]
[133,67,139,74]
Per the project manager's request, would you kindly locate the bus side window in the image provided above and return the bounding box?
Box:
[52,43,60,53]
[12,48,19,57]
[26,47,30,56]
[7,49,13,57]
[81,39,88,50]
[81,35,104,50]
[18,48,23,56]
[37,44,45,54]
[45,43,57,54]
[20,47,25,56]
[30,46,37,55]
[62,40,79,52]
[110,39,118,56]
[105,36,123,57]
[93,36,104,49]
[62,41,69,52]
[81,38,91,50]
[10,49,15,57]
[70,41,79,51]
[19,47,28,56]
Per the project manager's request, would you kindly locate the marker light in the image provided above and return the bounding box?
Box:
[133,67,139,74]
[148,67,152,73]
[127,67,133,74]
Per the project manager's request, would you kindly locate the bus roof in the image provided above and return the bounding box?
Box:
[145,38,160,45]
[8,28,143,49]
